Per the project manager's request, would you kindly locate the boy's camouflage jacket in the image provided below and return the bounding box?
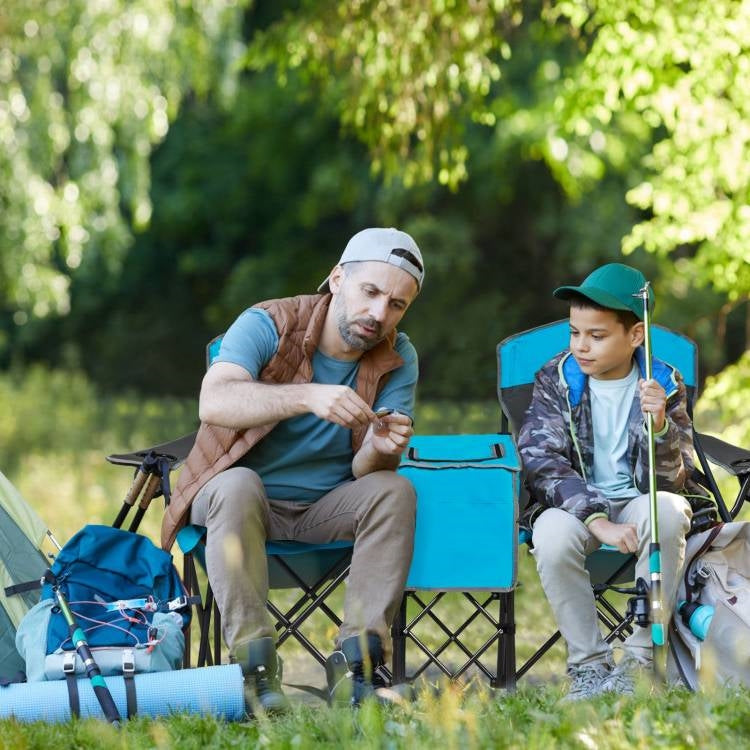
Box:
[518,346,713,529]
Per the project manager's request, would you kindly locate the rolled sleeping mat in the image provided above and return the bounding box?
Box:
[0,664,245,723]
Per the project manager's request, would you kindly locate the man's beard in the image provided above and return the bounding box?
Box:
[336,305,383,351]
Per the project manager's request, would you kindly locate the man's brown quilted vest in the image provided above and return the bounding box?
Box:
[161,293,404,550]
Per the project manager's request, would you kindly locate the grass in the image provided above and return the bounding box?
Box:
[2,367,749,746]
[2,682,750,748]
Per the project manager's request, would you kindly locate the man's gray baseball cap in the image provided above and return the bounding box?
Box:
[317,227,424,293]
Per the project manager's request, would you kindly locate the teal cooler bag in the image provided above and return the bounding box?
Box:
[399,434,520,591]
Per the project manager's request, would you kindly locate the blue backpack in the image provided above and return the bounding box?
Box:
[16,525,193,682]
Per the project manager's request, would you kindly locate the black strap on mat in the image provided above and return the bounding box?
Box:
[62,651,80,718]
[122,650,137,719]
[65,673,81,719]
[124,675,137,719]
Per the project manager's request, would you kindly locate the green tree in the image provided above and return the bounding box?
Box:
[246,0,749,418]
[246,0,750,302]
[0,0,246,318]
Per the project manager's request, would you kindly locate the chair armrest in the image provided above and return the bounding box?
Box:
[695,432,750,477]
[106,431,198,471]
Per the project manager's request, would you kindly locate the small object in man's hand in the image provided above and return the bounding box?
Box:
[374,408,393,436]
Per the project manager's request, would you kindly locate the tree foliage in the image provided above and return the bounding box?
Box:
[248,1,750,297]
[247,0,522,190]
[0,0,747,414]
[0,0,245,318]
[243,0,750,415]
[548,0,750,300]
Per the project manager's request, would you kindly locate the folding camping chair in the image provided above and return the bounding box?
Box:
[108,442,354,672]
[108,433,523,690]
[497,319,750,681]
[106,333,355,672]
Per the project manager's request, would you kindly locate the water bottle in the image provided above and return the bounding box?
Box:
[678,600,714,641]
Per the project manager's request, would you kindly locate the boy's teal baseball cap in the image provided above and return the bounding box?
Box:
[553,263,654,320]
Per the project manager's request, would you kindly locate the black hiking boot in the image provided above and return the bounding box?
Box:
[235,637,290,715]
[326,633,411,707]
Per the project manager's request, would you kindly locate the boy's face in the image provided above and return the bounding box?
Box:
[569,305,644,380]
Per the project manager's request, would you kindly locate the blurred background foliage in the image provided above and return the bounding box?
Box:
[0,0,748,477]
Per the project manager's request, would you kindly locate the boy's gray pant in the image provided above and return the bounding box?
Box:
[532,492,692,666]
[189,466,416,660]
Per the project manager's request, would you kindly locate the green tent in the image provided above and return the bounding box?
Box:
[0,470,51,677]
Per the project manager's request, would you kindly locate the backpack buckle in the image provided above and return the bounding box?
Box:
[63,651,76,674]
[122,648,136,675]
[167,595,188,611]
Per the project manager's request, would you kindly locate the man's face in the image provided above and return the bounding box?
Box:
[329,261,418,352]
[568,305,644,380]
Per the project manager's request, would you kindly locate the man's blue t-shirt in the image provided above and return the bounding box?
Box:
[213,307,418,502]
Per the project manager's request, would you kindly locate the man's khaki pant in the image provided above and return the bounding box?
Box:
[189,467,416,659]
[531,492,692,667]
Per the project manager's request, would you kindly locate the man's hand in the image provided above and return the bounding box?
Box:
[305,385,376,429]
[587,518,639,554]
[639,378,667,432]
[370,412,413,456]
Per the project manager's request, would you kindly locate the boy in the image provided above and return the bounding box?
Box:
[518,263,712,700]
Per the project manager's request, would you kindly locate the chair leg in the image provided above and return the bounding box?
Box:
[198,584,215,667]
[182,554,194,669]
[495,591,516,690]
[213,599,222,665]
[390,594,408,684]
[267,552,351,666]
[516,630,563,680]
[182,551,215,669]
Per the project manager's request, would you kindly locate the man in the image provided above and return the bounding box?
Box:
[161,228,423,711]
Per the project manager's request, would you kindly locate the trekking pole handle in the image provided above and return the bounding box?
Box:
[123,468,149,508]
[138,473,162,510]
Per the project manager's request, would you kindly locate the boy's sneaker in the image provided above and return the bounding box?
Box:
[601,652,652,696]
[563,660,613,702]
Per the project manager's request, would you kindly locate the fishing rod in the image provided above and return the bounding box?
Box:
[636,282,665,676]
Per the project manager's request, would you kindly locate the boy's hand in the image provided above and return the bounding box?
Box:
[639,378,666,432]
[588,518,639,554]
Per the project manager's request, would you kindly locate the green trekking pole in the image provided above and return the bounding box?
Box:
[50,577,122,726]
[637,282,665,677]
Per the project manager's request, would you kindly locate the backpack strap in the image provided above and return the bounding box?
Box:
[63,652,80,719]
[4,578,43,596]
[122,649,137,719]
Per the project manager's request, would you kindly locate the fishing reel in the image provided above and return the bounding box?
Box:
[625,577,651,628]
[600,576,651,628]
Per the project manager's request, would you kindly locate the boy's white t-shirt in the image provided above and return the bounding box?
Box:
[589,362,640,500]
